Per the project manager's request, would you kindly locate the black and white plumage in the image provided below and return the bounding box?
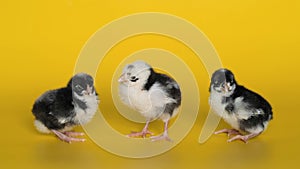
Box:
[118,61,181,141]
[209,68,273,143]
[32,73,99,143]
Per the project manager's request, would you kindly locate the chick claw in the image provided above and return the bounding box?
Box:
[127,130,154,138]
[214,128,242,137]
[64,131,85,137]
[52,130,86,143]
[150,134,173,142]
[227,133,260,143]
[227,135,248,143]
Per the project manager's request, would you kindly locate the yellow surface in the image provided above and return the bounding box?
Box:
[1,0,300,168]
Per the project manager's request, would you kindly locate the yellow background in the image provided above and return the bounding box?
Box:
[1,0,300,168]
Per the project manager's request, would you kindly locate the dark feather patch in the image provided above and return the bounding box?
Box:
[232,85,273,122]
[32,87,76,130]
[225,103,235,114]
[143,68,157,91]
[239,115,265,132]
[142,68,181,116]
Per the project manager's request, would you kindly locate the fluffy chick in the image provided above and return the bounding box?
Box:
[118,61,181,141]
[209,69,273,143]
[32,73,99,143]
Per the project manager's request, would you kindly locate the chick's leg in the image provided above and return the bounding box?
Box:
[214,128,242,137]
[150,121,172,142]
[127,121,153,138]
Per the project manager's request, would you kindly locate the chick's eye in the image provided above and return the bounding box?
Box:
[75,85,83,90]
[130,76,139,82]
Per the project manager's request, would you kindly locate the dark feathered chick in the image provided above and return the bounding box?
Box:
[32,73,99,143]
[209,68,273,143]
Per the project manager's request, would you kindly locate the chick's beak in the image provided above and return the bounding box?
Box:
[86,85,93,95]
[224,82,230,92]
[221,82,230,93]
[118,74,127,83]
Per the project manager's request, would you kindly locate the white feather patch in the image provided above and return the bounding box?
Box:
[34,120,50,134]
[119,82,178,121]
[209,90,240,129]
[73,92,99,125]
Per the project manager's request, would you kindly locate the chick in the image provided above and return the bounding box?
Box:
[32,73,99,143]
[209,68,273,143]
[118,61,181,141]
